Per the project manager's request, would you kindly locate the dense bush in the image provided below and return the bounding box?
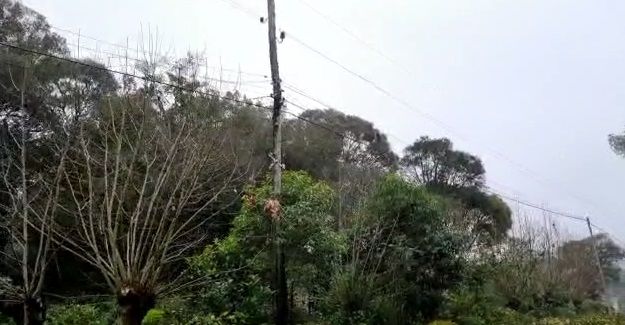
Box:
[429,321,457,325]
[142,309,166,325]
[189,171,345,323]
[0,315,15,325]
[47,304,113,325]
[437,307,624,325]
[538,314,625,325]
[322,175,465,324]
[323,269,404,325]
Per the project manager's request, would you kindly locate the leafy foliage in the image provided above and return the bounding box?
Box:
[609,130,625,157]
[401,136,484,189]
[325,175,465,323]
[141,309,166,325]
[47,304,112,325]
[190,171,345,323]
[401,136,512,243]
[284,109,397,182]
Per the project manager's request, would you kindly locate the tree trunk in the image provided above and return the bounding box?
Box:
[117,288,155,325]
[289,281,294,314]
[275,250,288,325]
[24,299,46,325]
[119,309,148,325]
[1,298,46,325]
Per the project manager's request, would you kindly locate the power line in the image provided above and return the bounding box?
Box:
[51,26,140,54]
[15,34,272,92]
[484,186,586,222]
[222,0,408,77]
[61,43,271,89]
[287,32,478,139]
[486,185,625,248]
[0,41,272,112]
[219,0,262,19]
[223,0,578,207]
[61,42,270,82]
[51,25,270,79]
[294,0,408,74]
[285,100,366,142]
[288,32,486,151]
[283,82,412,147]
[590,223,625,248]
[283,83,333,111]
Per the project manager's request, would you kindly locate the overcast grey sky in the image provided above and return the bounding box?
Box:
[24,0,625,239]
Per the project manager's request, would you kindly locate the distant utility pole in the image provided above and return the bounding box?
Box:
[586,217,607,299]
[265,0,288,324]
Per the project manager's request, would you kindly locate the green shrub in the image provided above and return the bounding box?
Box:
[186,311,258,325]
[429,321,457,325]
[447,304,532,325]
[536,318,567,325]
[549,306,577,318]
[571,313,625,325]
[537,314,625,325]
[346,174,464,323]
[578,300,610,315]
[482,308,533,325]
[441,283,512,325]
[189,171,344,323]
[0,314,16,325]
[324,270,374,316]
[147,296,197,324]
[142,309,166,325]
[322,268,406,325]
[47,304,111,325]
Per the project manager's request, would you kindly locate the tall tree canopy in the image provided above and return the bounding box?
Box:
[0,0,66,53]
[284,109,397,182]
[401,136,484,189]
[283,109,399,226]
[609,129,625,157]
[401,136,512,242]
[0,0,118,135]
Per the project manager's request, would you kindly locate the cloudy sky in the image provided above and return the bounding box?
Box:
[24,0,625,240]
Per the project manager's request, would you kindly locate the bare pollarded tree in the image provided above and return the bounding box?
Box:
[0,63,71,325]
[49,95,244,325]
[0,129,68,325]
[0,129,67,325]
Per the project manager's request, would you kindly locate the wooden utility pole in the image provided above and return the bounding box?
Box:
[586,217,607,299]
[266,0,288,323]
